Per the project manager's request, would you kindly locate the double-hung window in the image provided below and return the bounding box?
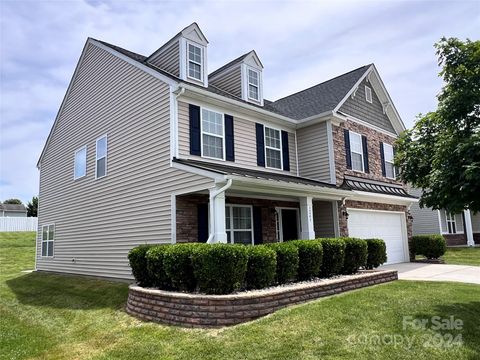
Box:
[264,127,282,169]
[226,205,253,245]
[446,212,457,234]
[349,131,364,172]
[201,108,224,159]
[74,146,87,179]
[383,143,395,178]
[248,69,259,101]
[188,43,202,81]
[95,135,107,179]
[41,224,54,257]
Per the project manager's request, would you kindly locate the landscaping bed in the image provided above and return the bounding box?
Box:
[127,269,397,327]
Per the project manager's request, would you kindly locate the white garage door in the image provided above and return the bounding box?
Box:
[347,209,408,264]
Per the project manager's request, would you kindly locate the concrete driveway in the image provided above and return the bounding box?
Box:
[381,262,480,285]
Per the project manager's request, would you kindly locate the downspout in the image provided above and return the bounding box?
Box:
[206,179,233,244]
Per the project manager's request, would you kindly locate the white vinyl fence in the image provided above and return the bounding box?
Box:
[0,217,38,232]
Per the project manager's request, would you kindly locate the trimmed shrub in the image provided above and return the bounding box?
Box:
[192,244,248,294]
[290,240,323,280]
[267,243,299,284]
[411,235,446,259]
[245,245,277,290]
[365,239,387,269]
[128,244,155,286]
[163,243,203,292]
[341,237,368,274]
[146,245,170,289]
[318,238,345,277]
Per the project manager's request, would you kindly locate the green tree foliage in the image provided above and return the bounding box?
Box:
[396,38,480,213]
[3,198,22,205]
[27,197,38,217]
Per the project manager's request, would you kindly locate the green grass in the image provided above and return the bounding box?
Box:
[442,247,480,266]
[1,232,479,360]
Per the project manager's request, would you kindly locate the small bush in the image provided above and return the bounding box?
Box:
[411,235,446,259]
[245,245,277,290]
[146,245,170,289]
[128,244,155,286]
[318,238,345,277]
[290,240,323,280]
[163,243,202,292]
[341,237,368,274]
[365,239,388,269]
[192,244,248,294]
[267,243,299,284]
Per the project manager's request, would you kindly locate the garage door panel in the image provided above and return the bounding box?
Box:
[347,210,407,265]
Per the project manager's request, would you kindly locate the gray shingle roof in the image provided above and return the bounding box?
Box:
[209,51,251,78]
[0,203,26,212]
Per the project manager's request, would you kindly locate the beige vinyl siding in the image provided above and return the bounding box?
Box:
[177,101,297,176]
[209,65,242,98]
[36,43,213,279]
[296,122,331,182]
[147,39,180,77]
[313,201,335,238]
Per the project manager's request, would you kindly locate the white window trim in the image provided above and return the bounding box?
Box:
[349,130,364,173]
[74,145,87,180]
[247,68,260,101]
[445,212,458,234]
[95,135,108,179]
[41,224,55,258]
[264,125,283,170]
[186,40,203,82]
[226,204,254,245]
[382,143,396,179]
[365,85,372,103]
[200,107,225,161]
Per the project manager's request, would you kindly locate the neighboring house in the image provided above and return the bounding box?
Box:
[409,188,479,246]
[36,23,417,279]
[0,203,27,217]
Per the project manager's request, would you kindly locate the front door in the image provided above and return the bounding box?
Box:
[281,209,299,241]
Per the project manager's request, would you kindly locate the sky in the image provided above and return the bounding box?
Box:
[0,0,479,203]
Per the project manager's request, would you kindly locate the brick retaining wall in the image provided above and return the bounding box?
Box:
[126,270,398,328]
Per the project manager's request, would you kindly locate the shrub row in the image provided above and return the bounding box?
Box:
[128,237,387,294]
[411,234,446,259]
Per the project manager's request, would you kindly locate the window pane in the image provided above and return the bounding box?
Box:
[96,137,107,159]
[351,153,363,172]
[232,207,251,230]
[42,226,48,241]
[42,242,47,256]
[97,157,106,177]
[266,148,282,169]
[226,207,231,230]
[383,144,394,162]
[202,134,223,159]
[385,163,395,178]
[265,127,280,149]
[74,147,86,178]
[48,225,55,240]
[202,109,223,136]
[233,231,252,245]
[188,44,202,63]
[47,241,54,257]
[188,62,201,80]
[350,133,362,153]
[248,69,258,86]
[249,84,259,100]
[227,231,231,243]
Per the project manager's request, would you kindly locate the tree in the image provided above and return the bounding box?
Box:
[3,198,23,205]
[27,196,38,217]
[396,37,480,213]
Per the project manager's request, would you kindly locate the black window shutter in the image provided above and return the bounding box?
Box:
[225,114,235,161]
[361,135,369,173]
[197,203,209,243]
[380,142,386,177]
[344,129,352,169]
[281,130,290,171]
[253,206,263,245]
[256,123,265,167]
[189,104,201,156]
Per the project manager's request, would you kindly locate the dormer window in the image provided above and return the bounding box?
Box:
[248,69,259,101]
[188,43,203,81]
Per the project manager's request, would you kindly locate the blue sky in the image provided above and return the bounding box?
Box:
[0,0,478,203]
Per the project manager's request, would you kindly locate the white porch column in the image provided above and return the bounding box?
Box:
[212,190,228,243]
[464,209,475,247]
[299,196,315,239]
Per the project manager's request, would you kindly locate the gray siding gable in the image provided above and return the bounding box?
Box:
[339,78,396,133]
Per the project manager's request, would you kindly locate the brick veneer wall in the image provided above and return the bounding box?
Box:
[176,194,299,243]
[332,120,403,186]
[126,270,398,328]
[443,234,467,246]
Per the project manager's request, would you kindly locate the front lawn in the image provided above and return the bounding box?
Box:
[1,232,479,360]
[443,247,480,266]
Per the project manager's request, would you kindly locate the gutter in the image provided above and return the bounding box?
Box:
[206,179,233,244]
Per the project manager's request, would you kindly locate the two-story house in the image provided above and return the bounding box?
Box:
[36,23,417,280]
